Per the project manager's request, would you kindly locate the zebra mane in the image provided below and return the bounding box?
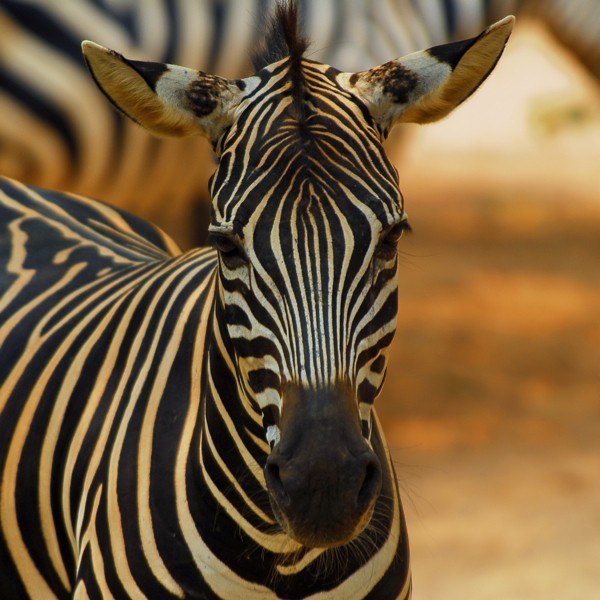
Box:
[253,1,310,125]
[253,1,309,71]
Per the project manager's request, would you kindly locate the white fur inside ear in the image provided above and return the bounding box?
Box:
[398,53,452,97]
[337,16,514,129]
[137,65,205,136]
[83,40,253,141]
[154,66,199,110]
[400,16,515,124]
[338,55,451,131]
[82,41,199,136]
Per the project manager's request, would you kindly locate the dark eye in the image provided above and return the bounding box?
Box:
[375,221,412,262]
[211,234,236,254]
[209,234,247,268]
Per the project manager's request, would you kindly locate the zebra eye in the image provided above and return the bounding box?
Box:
[209,234,247,268]
[375,221,411,262]
[211,234,236,254]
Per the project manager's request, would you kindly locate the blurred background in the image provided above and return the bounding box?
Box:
[2,3,598,597]
[378,19,600,600]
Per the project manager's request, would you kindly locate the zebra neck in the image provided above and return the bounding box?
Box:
[195,314,278,527]
[201,311,268,469]
[187,325,412,596]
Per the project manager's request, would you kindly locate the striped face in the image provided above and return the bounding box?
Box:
[208,58,409,445]
[83,13,513,547]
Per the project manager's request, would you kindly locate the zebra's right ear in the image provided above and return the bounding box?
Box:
[337,16,514,135]
[81,41,256,143]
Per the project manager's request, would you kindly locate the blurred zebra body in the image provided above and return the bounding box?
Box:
[1,0,597,247]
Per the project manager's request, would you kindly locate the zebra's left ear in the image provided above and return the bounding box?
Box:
[82,41,254,143]
[338,16,514,134]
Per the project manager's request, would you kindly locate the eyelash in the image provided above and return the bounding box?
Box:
[209,233,248,268]
[375,221,412,261]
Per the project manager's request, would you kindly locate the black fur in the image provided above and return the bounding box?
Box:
[253,1,310,125]
[252,1,309,71]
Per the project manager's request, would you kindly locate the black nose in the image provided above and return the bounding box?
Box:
[357,454,384,513]
[265,386,382,547]
[266,446,381,506]
[265,435,382,547]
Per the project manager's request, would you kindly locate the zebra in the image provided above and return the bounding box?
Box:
[0,1,597,250]
[0,6,513,596]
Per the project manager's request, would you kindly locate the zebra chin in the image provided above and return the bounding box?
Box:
[264,383,382,548]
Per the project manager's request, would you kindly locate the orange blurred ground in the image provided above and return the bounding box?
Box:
[378,20,600,599]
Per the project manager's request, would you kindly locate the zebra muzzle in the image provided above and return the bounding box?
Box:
[264,384,382,548]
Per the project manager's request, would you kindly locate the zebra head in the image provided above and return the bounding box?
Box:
[83,8,513,549]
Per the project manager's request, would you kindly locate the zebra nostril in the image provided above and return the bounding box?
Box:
[356,457,382,513]
[265,460,290,507]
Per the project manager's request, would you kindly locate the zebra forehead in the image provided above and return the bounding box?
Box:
[211,66,402,225]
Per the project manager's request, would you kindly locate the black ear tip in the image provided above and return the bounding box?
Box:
[126,60,169,91]
[427,37,479,69]
[426,15,514,70]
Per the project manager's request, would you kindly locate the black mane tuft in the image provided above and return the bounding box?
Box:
[253,1,311,127]
[252,1,309,72]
